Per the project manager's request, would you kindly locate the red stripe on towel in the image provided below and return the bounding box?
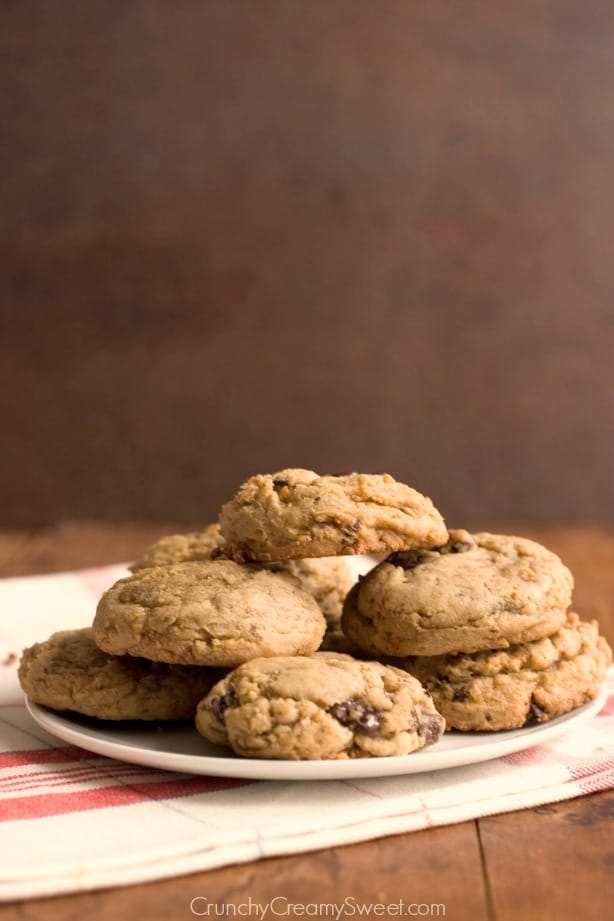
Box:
[0,775,252,821]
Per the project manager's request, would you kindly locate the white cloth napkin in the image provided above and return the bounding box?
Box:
[0,566,612,901]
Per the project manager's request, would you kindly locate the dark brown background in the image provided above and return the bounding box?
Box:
[2,1,613,529]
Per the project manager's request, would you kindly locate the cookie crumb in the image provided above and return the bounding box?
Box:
[3,652,17,666]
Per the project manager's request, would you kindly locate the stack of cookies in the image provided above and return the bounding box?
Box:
[341,530,612,731]
[19,469,612,762]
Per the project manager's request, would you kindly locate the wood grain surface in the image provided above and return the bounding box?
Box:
[0,524,612,921]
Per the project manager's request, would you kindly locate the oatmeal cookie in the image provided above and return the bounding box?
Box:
[18,628,218,721]
[399,613,611,730]
[132,530,352,630]
[219,469,447,562]
[93,561,326,667]
[196,652,445,759]
[341,530,573,656]
[265,556,354,629]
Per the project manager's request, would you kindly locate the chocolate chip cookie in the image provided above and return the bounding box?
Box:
[18,628,218,721]
[399,613,612,730]
[341,530,573,657]
[196,652,445,759]
[219,468,448,562]
[93,561,326,667]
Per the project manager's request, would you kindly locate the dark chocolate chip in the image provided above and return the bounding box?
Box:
[416,710,445,745]
[437,536,474,555]
[525,699,548,725]
[387,549,431,570]
[447,540,474,554]
[389,536,473,569]
[452,687,470,702]
[341,520,362,546]
[208,696,226,722]
[341,519,362,537]
[208,692,236,723]
[328,697,382,736]
[272,478,290,493]
[328,701,351,724]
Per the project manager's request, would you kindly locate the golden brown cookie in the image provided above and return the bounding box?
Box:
[265,556,354,629]
[130,524,224,571]
[196,652,445,759]
[93,560,326,667]
[398,613,611,730]
[131,527,353,630]
[18,628,218,721]
[219,468,447,562]
[341,531,573,657]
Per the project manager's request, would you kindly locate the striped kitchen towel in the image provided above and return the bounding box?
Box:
[0,566,612,900]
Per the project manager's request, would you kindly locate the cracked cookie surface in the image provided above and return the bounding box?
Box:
[398,613,611,730]
[219,468,447,562]
[18,628,219,721]
[93,561,326,666]
[341,530,573,656]
[195,652,445,760]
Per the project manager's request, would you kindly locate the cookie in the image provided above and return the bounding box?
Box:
[219,468,447,562]
[399,613,611,730]
[131,528,353,630]
[130,524,224,571]
[93,560,326,667]
[341,530,573,657]
[318,625,369,657]
[195,652,445,759]
[18,628,218,721]
[265,556,354,629]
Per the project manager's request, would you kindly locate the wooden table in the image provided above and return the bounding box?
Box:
[0,523,612,921]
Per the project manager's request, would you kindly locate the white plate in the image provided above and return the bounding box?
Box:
[26,687,606,782]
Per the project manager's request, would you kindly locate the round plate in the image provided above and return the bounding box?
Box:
[26,687,606,782]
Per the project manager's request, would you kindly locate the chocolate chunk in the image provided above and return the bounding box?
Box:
[387,549,431,570]
[208,696,226,722]
[526,698,548,725]
[452,687,469,702]
[341,519,362,547]
[328,697,382,736]
[416,710,445,745]
[209,692,236,723]
[447,540,474,554]
[438,536,474,555]
[342,519,362,537]
[272,478,290,493]
[389,534,474,570]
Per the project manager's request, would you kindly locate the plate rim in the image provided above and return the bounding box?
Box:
[25,686,607,782]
